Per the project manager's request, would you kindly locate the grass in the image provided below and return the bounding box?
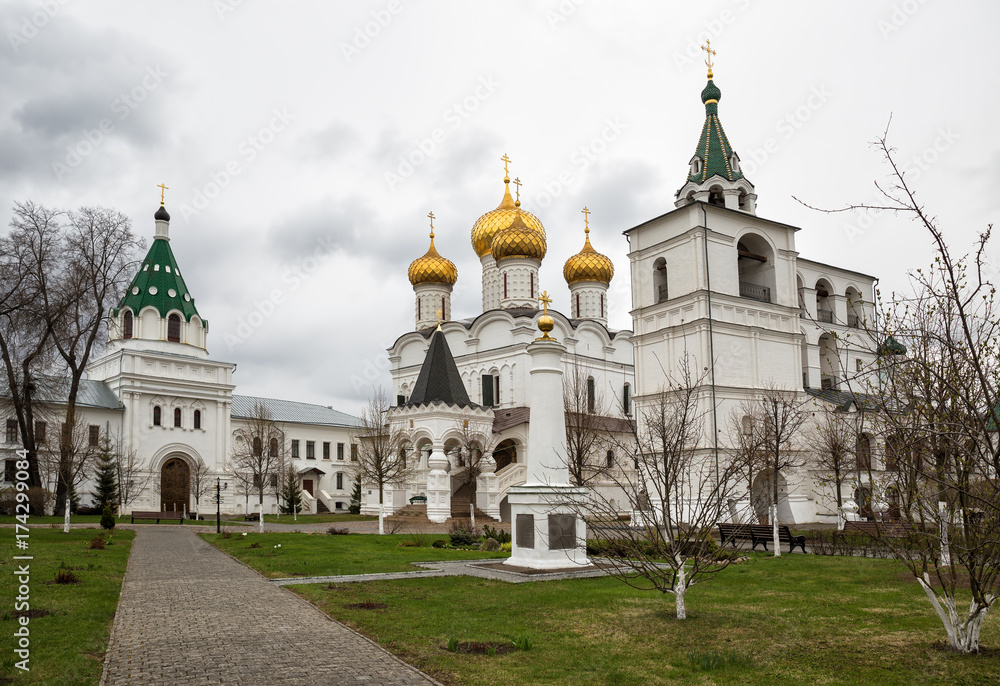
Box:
[260,513,377,524]
[280,553,1000,686]
[201,532,507,578]
[0,527,134,685]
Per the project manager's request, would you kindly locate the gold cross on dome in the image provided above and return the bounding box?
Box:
[701,40,716,77]
[501,153,511,176]
[157,183,169,205]
[435,308,443,331]
[427,211,435,234]
[538,290,552,315]
[581,206,591,232]
[513,177,522,203]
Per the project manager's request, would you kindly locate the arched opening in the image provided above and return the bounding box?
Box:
[586,376,595,413]
[796,274,806,310]
[493,439,517,472]
[167,313,181,342]
[736,234,775,303]
[815,279,834,323]
[153,406,161,426]
[160,457,190,513]
[856,433,872,470]
[751,470,793,525]
[605,450,614,468]
[818,333,840,390]
[800,335,810,388]
[252,437,262,457]
[173,407,182,428]
[653,257,668,303]
[123,310,133,339]
[853,486,873,521]
[269,438,279,458]
[708,184,725,207]
[622,383,631,416]
[845,286,863,328]
[193,409,202,430]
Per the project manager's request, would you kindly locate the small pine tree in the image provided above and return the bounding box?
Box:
[279,465,303,515]
[100,504,116,530]
[91,437,118,513]
[349,474,362,515]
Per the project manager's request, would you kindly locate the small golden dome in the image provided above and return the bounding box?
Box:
[408,227,457,287]
[491,210,547,262]
[563,214,614,285]
[471,176,545,258]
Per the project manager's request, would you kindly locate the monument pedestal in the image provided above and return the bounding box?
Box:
[505,484,589,569]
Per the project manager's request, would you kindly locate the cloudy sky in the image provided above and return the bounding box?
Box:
[2,1,997,416]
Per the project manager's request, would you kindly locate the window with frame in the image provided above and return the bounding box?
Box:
[586,377,596,413]
[123,310,134,339]
[269,473,278,489]
[4,420,16,444]
[351,443,358,462]
[269,438,279,457]
[336,472,344,490]
[193,409,202,430]
[35,421,46,445]
[252,437,263,457]
[337,443,344,460]
[622,384,631,416]
[291,440,300,458]
[4,460,14,482]
[606,450,614,468]
[153,406,161,426]
[306,441,315,459]
[323,442,330,459]
[167,313,181,342]
[173,408,182,428]
[481,374,500,407]
[88,425,100,448]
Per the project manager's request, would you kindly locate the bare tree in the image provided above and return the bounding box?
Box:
[563,356,613,487]
[580,355,741,619]
[189,456,213,520]
[725,406,769,523]
[735,386,808,556]
[112,435,150,517]
[797,124,1000,652]
[356,388,411,534]
[225,462,255,514]
[230,401,285,519]
[449,417,497,507]
[808,406,860,519]
[41,419,100,532]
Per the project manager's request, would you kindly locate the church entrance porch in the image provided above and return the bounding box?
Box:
[160,457,190,514]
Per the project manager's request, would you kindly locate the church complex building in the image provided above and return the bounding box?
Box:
[3,54,888,525]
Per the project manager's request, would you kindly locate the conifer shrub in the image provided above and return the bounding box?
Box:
[100,504,116,530]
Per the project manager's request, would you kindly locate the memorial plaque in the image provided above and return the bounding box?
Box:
[548,514,576,550]
[516,514,535,549]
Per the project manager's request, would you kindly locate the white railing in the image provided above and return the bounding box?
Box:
[496,463,527,495]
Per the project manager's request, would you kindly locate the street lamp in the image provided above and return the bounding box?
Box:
[216,477,229,534]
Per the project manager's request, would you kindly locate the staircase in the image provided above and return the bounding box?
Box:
[316,499,330,514]
[450,482,489,521]
[381,483,496,532]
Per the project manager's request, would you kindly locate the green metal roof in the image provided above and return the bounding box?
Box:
[687,79,744,185]
[115,223,204,325]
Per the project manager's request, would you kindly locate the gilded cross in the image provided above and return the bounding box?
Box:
[513,177,522,203]
[581,206,591,232]
[538,290,552,315]
[501,153,511,176]
[701,40,716,76]
[427,211,435,233]
[435,308,443,331]
[157,183,169,205]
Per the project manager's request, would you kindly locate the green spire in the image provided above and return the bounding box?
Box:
[115,207,204,324]
[688,78,743,185]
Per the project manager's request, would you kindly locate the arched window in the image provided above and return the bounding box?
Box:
[252,437,263,457]
[503,272,508,299]
[530,272,534,299]
[856,434,872,469]
[622,383,631,416]
[269,438,278,457]
[123,310,133,339]
[600,293,604,318]
[193,409,202,430]
[336,472,344,490]
[576,293,580,318]
[741,415,753,436]
[173,407,182,428]
[653,257,667,302]
[606,450,614,468]
[153,406,161,426]
[587,377,596,413]
[167,313,181,342]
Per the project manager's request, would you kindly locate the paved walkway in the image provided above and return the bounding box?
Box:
[101,526,441,685]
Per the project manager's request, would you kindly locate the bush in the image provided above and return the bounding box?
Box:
[327,526,350,535]
[221,531,233,539]
[249,542,261,549]
[100,504,116,531]
[55,569,79,584]
[27,487,52,515]
[482,525,510,545]
[449,520,479,547]
[88,534,106,550]
[0,488,15,516]
[500,542,511,552]
[431,538,447,548]
[481,537,501,552]
[804,529,894,558]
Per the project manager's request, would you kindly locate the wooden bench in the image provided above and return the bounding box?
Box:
[130,511,184,524]
[408,495,427,505]
[718,523,755,548]
[244,512,261,521]
[748,525,806,553]
[843,520,916,538]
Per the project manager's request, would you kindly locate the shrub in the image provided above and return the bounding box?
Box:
[481,537,501,552]
[447,636,459,653]
[482,525,510,545]
[500,542,512,552]
[27,487,52,515]
[0,488,16,516]
[449,520,479,547]
[431,538,447,548]
[88,534,106,550]
[55,569,79,584]
[100,505,116,531]
[510,635,534,651]
[327,526,350,535]
[221,531,232,539]
[249,542,261,549]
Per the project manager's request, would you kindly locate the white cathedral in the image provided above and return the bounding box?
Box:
[2,61,890,526]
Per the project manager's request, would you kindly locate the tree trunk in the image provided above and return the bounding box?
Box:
[674,555,687,620]
[63,498,70,534]
[771,503,781,557]
[378,486,385,535]
[258,492,265,533]
[918,575,992,653]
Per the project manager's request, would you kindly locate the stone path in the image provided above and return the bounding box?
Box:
[273,560,611,587]
[101,526,441,685]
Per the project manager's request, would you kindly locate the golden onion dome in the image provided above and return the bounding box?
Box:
[491,209,547,262]
[471,175,546,258]
[408,227,457,287]
[563,215,614,285]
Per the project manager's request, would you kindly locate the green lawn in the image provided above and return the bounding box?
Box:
[201,532,507,578]
[261,513,377,524]
[0,527,134,685]
[281,553,1000,686]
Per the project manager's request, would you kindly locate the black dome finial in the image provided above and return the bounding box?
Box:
[154,205,170,221]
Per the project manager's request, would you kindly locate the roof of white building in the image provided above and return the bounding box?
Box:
[0,377,124,411]
[231,395,363,428]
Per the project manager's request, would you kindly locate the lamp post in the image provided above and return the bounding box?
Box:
[215,478,228,534]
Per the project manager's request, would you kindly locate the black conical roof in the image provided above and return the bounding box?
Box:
[406,329,477,409]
